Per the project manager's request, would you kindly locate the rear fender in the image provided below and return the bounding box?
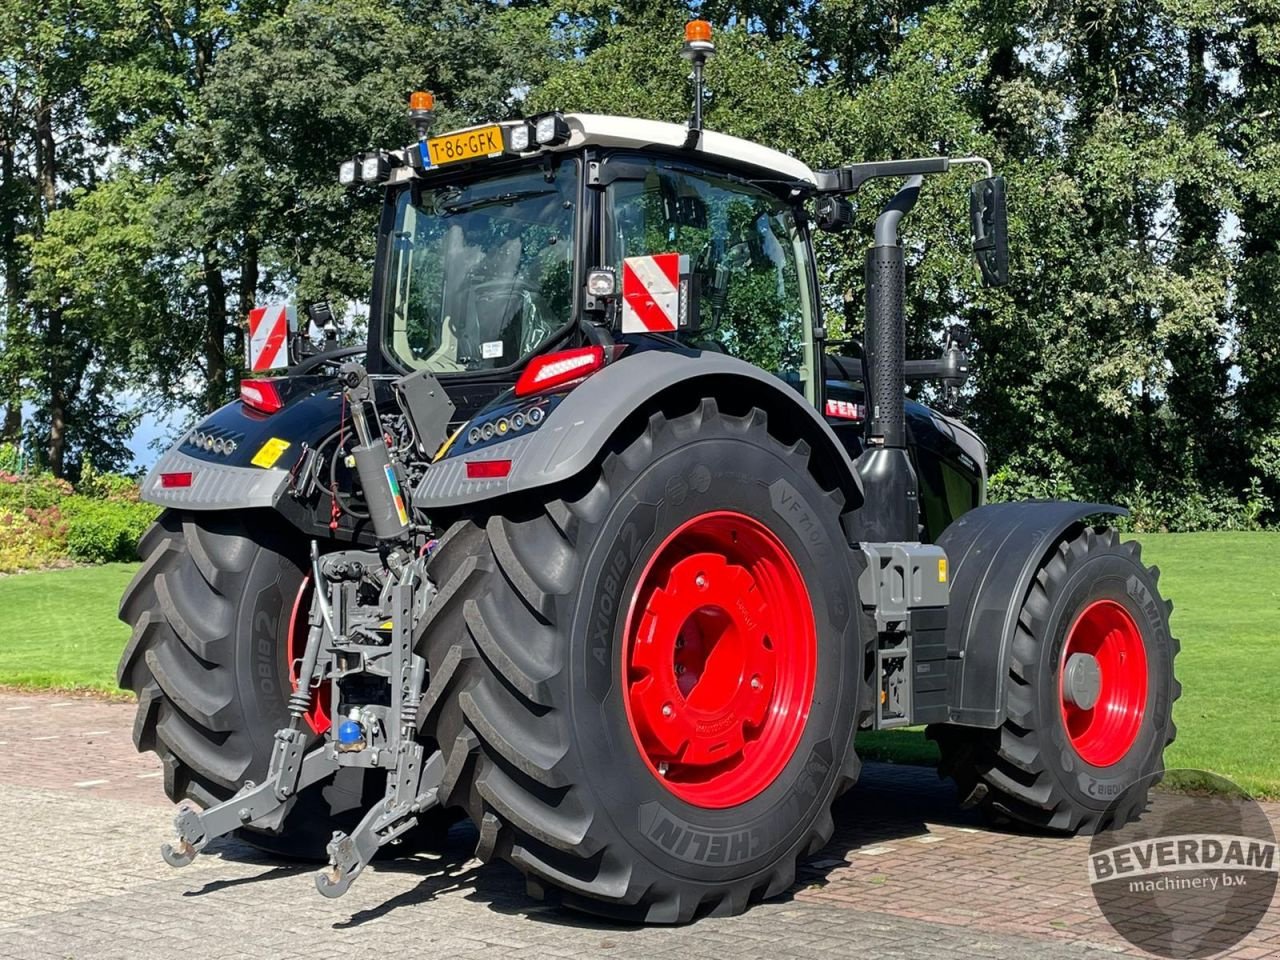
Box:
[936,500,1127,728]
[413,350,862,511]
[140,382,342,514]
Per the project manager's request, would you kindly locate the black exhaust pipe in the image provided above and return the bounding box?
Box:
[857,176,922,543]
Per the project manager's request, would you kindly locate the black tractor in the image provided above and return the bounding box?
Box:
[119,21,1178,922]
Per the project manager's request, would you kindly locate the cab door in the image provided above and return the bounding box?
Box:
[600,154,820,404]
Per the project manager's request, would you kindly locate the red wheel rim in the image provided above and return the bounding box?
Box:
[287,575,330,735]
[1058,599,1147,766]
[621,511,817,808]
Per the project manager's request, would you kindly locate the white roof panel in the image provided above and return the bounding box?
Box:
[386,114,820,186]
[560,114,817,184]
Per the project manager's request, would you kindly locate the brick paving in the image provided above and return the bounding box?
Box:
[1,690,1276,959]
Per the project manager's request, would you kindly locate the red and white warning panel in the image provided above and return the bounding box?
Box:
[247,304,295,372]
[621,253,691,334]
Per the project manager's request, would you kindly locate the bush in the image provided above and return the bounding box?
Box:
[0,504,69,573]
[1123,480,1273,534]
[61,496,159,564]
[0,471,74,510]
[0,442,23,474]
[77,458,142,501]
[987,454,1082,503]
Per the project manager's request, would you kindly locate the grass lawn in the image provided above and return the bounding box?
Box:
[857,531,1280,798]
[0,563,137,696]
[0,532,1276,795]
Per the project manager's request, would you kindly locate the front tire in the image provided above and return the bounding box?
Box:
[418,401,864,921]
[929,527,1179,833]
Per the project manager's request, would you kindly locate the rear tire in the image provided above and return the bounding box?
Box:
[418,401,865,922]
[928,526,1179,833]
[118,509,453,858]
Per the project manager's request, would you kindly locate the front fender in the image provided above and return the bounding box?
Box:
[413,350,862,510]
[936,500,1127,728]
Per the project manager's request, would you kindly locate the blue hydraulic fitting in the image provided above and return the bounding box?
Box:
[337,719,363,746]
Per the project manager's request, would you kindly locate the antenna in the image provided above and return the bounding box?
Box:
[681,21,715,149]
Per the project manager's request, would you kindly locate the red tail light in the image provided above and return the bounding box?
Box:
[160,472,193,488]
[465,459,512,479]
[514,347,604,398]
[240,378,285,414]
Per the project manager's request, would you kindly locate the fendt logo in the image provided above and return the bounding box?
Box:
[1088,769,1278,959]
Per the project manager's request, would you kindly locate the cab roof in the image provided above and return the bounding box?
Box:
[555,114,818,185]
[386,113,820,187]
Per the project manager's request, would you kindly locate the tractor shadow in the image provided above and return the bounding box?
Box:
[184,761,989,929]
[787,760,987,895]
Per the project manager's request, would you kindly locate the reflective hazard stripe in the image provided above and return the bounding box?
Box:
[248,304,290,371]
[621,253,685,333]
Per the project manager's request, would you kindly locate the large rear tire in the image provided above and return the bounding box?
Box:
[118,509,452,858]
[928,527,1179,833]
[418,400,864,922]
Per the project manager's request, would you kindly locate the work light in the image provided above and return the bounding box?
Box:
[507,123,531,153]
[338,159,357,187]
[360,152,390,182]
[586,267,617,297]
[533,112,569,146]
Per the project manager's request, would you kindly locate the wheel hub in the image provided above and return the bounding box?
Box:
[1062,652,1102,710]
[623,511,816,808]
[1058,599,1147,767]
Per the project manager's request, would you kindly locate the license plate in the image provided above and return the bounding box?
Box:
[425,125,504,168]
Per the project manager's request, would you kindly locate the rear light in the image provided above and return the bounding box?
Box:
[159,472,193,488]
[240,378,285,414]
[465,459,512,479]
[514,347,604,398]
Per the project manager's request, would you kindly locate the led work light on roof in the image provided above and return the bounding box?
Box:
[360,152,391,182]
[338,158,358,187]
[532,112,570,146]
[507,123,531,153]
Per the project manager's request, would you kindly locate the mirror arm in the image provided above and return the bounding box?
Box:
[814,155,994,194]
[949,156,992,178]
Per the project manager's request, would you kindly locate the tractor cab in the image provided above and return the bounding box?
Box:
[355,109,827,426]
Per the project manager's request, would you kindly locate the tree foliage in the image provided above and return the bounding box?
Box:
[0,0,1274,528]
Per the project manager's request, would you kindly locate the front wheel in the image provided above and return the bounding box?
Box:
[929,526,1179,833]
[418,400,865,921]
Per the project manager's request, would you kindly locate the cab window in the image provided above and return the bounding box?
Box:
[604,159,816,400]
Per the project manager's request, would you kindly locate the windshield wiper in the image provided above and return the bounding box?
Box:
[438,189,559,216]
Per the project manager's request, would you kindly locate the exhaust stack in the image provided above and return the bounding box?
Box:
[857,177,922,543]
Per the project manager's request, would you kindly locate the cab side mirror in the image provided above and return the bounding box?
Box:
[814,196,854,233]
[970,176,1008,287]
[306,300,337,332]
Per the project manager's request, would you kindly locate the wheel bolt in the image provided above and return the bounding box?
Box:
[658,762,669,776]
[676,664,686,676]
[662,702,673,718]
[750,675,762,690]
[695,574,707,589]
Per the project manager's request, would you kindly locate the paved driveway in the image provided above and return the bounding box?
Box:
[1,692,1275,959]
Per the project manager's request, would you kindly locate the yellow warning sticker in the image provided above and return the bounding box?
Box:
[251,437,291,469]
[938,557,948,584]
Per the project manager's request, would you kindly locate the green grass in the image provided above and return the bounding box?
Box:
[0,563,137,696]
[856,531,1280,798]
[1,532,1277,795]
